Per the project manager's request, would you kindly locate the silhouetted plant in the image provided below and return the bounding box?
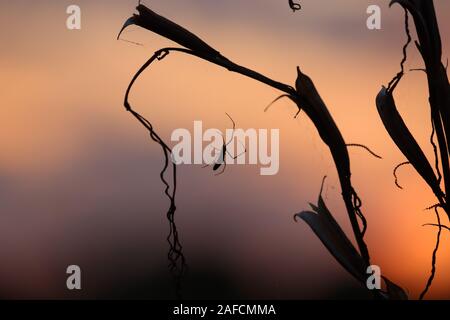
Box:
[122,45,187,299]
[376,0,449,299]
[118,0,448,299]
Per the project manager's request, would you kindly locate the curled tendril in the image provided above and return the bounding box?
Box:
[352,189,367,237]
[289,0,302,12]
[393,161,411,190]
[429,113,442,186]
[424,203,440,211]
[387,9,412,93]
[346,144,383,159]
[264,94,301,118]
[420,206,442,300]
[124,48,188,299]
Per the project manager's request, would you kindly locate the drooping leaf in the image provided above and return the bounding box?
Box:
[376,86,443,199]
[118,4,221,58]
[295,195,367,283]
[294,66,375,273]
[297,192,408,299]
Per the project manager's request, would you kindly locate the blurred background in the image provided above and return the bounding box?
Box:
[0,0,449,299]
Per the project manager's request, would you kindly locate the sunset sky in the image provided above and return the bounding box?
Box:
[0,0,449,299]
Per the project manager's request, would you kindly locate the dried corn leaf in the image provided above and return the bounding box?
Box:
[376,87,442,198]
[118,4,221,58]
[296,195,367,284]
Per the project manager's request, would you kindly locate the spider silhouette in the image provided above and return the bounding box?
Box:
[203,113,246,176]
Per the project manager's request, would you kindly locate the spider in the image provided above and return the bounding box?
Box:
[203,113,246,176]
